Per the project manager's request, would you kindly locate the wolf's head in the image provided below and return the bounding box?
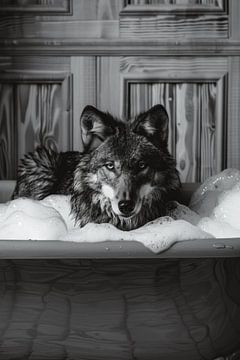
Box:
[71,105,180,230]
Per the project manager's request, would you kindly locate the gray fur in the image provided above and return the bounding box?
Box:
[13,105,181,230]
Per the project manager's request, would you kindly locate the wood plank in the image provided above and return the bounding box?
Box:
[97,57,122,117]
[0,84,16,180]
[120,14,228,39]
[120,56,228,81]
[230,0,240,40]
[0,258,239,359]
[71,57,96,151]
[0,17,119,39]
[1,40,240,57]
[227,57,240,169]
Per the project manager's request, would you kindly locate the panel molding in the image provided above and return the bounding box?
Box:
[0,0,72,15]
[0,71,69,84]
[227,57,240,168]
[122,0,227,15]
[1,40,240,57]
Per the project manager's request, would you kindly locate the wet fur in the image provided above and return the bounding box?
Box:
[13,105,181,230]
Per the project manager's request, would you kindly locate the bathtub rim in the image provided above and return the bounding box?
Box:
[0,238,239,259]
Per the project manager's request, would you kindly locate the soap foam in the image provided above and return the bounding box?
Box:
[41,195,76,230]
[61,217,211,253]
[198,217,240,238]
[1,168,240,253]
[0,198,67,240]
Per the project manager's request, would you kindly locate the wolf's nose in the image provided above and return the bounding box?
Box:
[118,200,135,216]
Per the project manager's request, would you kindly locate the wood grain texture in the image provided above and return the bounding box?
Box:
[0,73,72,180]
[124,0,226,14]
[120,56,229,80]
[0,84,17,180]
[1,0,240,56]
[0,0,122,19]
[0,258,239,359]
[120,14,228,39]
[126,0,225,9]
[71,57,96,152]
[0,57,12,71]
[0,18,119,40]
[121,0,228,39]
[96,57,123,117]
[128,82,221,182]
[1,40,240,57]
[16,83,63,154]
[0,0,121,40]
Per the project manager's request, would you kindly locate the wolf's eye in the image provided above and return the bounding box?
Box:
[138,160,147,170]
[105,162,115,171]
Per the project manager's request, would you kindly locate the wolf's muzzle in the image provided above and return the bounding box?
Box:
[118,200,135,217]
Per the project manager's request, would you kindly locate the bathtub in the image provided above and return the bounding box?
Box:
[0,180,240,360]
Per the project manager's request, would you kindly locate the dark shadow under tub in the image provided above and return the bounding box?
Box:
[0,256,240,360]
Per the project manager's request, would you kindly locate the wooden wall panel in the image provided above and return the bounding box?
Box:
[0,0,121,40]
[120,0,228,39]
[96,57,122,117]
[128,82,220,182]
[0,71,72,180]
[16,83,63,155]
[125,0,225,12]
[118,57,228,182]
[120,16,228,40]
[1,0,240,57]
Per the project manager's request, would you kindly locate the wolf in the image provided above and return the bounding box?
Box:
[13,104,180,230]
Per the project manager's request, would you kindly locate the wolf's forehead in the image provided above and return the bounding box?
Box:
[108,134,145,157]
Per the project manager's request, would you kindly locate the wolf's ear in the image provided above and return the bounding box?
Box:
[80,105,116,151]
[132,104,169,148]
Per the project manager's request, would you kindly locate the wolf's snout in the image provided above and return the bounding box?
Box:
[118,200,135,216]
